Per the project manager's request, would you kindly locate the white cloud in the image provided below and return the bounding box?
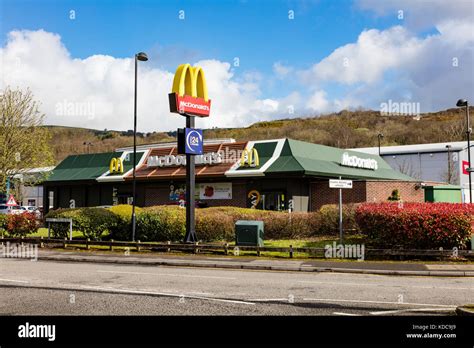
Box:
[306,90,329,112]
[356,0,474,31]
[0,30,286,132]
[273,62,293,78]
[307,26,423,85]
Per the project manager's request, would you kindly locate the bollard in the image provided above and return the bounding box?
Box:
[256,246,260,257]
[86,238,90,250]
[136,240,140,252]
[167,241,171,253]
[40,236,44,248]
[289,245,294,258]
[224,243,228,255]
[110,239,114,251]
[63,237,67,249]
[194,242,199,254]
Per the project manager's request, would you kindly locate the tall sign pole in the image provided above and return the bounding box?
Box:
[185,115,196,242]
[169,64,211,243]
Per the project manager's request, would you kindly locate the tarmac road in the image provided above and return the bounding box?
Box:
[1,258,473,316]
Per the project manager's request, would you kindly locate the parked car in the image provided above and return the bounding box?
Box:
[0,204,9,215]
[21,206,42,218]
[0,204,24,215]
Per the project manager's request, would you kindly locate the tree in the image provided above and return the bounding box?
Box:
[0,87,54,193]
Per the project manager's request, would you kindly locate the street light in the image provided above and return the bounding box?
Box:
[457,99,471,203]
[132,52,148,241]
[377,133,384,156]
[445,144,452,184]
[83,142,93,154]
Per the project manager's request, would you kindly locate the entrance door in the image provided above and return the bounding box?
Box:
[261,191,286,211]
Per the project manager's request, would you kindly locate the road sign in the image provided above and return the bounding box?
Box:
[329,179,353,189]
[185,128,203,155]
[6,194,17,206]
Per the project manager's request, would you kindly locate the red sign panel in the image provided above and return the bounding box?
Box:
[462,160,470,175]
[169,93,211,117]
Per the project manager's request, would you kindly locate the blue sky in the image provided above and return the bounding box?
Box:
[1,0,473,131]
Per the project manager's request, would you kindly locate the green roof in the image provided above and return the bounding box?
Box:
[266,139,415,181]
[47,152,123,182]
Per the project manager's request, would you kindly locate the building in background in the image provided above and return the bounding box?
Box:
[10,167,55,208]
[353,141,469,202]
[43,138,427,214]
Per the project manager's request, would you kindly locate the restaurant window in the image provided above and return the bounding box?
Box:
[48,191,54,209]
[261,191,286,211]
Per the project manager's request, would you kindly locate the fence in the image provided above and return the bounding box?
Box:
[1,236,473,260]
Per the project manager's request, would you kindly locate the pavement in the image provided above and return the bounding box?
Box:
[32,249,474,277]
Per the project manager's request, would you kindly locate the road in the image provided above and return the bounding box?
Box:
[0,258,473,315]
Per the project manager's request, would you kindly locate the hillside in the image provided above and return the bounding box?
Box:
[47,107,472,163]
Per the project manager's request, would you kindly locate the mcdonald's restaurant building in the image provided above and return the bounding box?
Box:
[43,138,425,214]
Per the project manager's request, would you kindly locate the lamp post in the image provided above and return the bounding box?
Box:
[445,144,452,184]
[377,133,384,156]
[457,99,471,203]
[83,142,93,154]
[131,52,148,241]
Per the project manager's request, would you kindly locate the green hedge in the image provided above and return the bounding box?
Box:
[45,207,119,240]
[107,205,143,241]
[318,204,359,234]
[43,204,357,242]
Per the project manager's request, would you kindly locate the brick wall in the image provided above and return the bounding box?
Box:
[365,181,424,203]
[310,180,425,211]
[310,181,367,211]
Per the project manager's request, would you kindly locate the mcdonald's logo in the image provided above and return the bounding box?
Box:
[168,64,211,117]
[109,157,124,174]
[240,148,259,168]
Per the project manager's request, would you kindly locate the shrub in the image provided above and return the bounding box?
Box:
[108,205,143,241]
[355,202,474,249]
[44,208,82,238]
[317,204,359,235]
[75,208,119,240]
[45,207,119,240]
[0,214,8,236]
[6,213,38,237]
[139,205,186,241]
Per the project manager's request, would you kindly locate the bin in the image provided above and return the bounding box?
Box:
[235,220,264,247]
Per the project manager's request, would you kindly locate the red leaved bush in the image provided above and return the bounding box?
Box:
[6,212,38,237]
[355,203,474,249]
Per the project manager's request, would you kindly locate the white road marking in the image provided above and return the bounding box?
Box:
[79,285,255,305]
[97,269,236,280]
[302,298,457,307]
[370,308,457,315]
[247,298,290,302]
[297,280,474,290]
[333,312,361,316]
[0,278,29,284]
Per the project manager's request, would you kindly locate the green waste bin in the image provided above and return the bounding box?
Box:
[235,220,264,247]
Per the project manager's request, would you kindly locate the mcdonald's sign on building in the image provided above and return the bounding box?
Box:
[169,64,211,117]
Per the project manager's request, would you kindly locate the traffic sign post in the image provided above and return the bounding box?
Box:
[6,194,17,206]
[329,179,353,243]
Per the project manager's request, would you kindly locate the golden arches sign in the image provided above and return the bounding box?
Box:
[109,157,124,174]
[169,64,211,117]
[240,148,260,168]
[172,64,209,102]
